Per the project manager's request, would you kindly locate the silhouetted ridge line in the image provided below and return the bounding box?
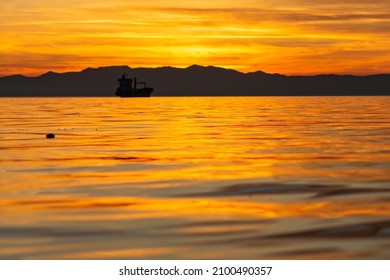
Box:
[0,65,389,96]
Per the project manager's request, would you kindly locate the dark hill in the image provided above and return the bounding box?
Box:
[0,65,389,96]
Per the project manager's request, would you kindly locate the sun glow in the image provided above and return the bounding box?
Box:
[1,0,390,76]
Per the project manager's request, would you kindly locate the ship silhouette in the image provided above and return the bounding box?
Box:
[115,74,153,97]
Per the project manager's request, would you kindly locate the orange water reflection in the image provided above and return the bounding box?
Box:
[2,197,390,220]
[1,97,390,259]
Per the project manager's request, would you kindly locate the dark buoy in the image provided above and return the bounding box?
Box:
[46,133,55,139]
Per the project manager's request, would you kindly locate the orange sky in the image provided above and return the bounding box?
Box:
[1,0,390,76]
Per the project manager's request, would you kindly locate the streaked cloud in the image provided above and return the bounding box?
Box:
[1,0,390,75]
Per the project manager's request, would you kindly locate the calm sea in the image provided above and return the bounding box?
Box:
[1,96,390,259]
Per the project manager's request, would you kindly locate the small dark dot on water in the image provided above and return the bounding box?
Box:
[46,133,55,139]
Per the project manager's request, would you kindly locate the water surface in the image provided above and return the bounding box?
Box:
[1,96,390,259]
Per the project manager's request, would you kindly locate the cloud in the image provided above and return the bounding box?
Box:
[1,0,390,75]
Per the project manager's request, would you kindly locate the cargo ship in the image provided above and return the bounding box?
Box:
[115,74,153,97]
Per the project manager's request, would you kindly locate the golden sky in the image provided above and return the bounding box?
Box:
[1,0,390,76]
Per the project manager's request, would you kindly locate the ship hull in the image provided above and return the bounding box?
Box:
[115,87,153,98]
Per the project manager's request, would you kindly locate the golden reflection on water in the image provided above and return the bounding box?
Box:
[1,97,390,259]
[2,196,390,220]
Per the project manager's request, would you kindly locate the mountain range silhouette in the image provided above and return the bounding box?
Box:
[0,65,389,96]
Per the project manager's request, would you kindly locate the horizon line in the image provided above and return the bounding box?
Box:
[1,64,390,78]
